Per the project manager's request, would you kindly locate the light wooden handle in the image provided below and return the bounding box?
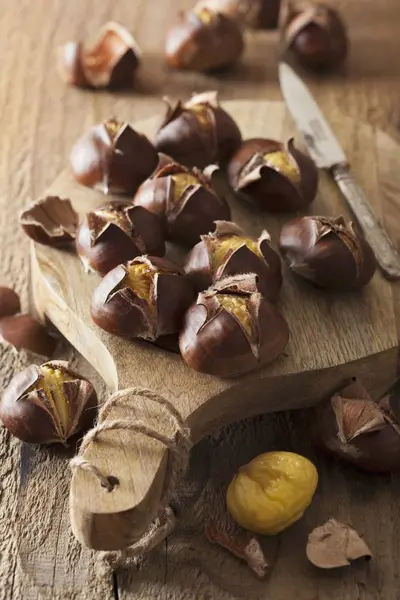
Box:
[332,164,400,279]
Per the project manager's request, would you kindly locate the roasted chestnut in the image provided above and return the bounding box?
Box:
[133,161,230,247]
[0,314,57,357]
[195,0,281,29]
[76,203,165,275]
[0,361,97,444]
[70,118,158,194]
[184,220,282,301]
[155,91,242,169]
[279,216,376,291]
[165,7,244,73]
[228,138,318,212]
[91,256,195,341]
[280,2,348,72]
[179,274,289,377]
[0,287,20,318]
[58,21,141,88]
[20,196,78,248]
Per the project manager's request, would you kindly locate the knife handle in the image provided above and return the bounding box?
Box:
[332,163,400,280]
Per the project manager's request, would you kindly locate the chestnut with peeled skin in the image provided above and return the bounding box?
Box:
[0,361,97,445]
[195,0,281,29]
[155,91,242,169]
[279,216,376,291]
[0,314,57,357]
[165,7,244,73]
[70,118,158,195]
[20,196,78,248]
[133,162,230,247]
[91,256,195,341]
[228,138,318,212]
[0,287,20,318]
[179,274,289,377]
[76,203,165,275]
[184,220,282,301]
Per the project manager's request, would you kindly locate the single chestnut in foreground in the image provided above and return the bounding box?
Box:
[165,7,244,73]
[228,138,318,212]
[70,118,158,194]
[91,256,194,341]
[76,203,165,275]
[0,314,57,357]
[0,287,20,318]
[0,361,97,444]
[279,216,376,291]
[179,274,289,377]
[184,220,282,301]
[312,379,400,473]
[20,196,78,248]
[195,0,281,29]
[155,91,242,169]
[133,161,230,246]
[58,21,141,88]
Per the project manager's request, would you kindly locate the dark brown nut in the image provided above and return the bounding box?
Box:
[184,220,282,301]
[312,379,400,473]
[0,361,97,444]
[58,21,141,89]
[70,118,158,195]
[76,203,165,275]
[133,162,231,247]
[179,273,289,377]
[0,287,21,318]
[155,91,242,169]
[279,216,376,291]
[91,256,195,341]
[195,0,281,29]
[0,314,57,357]
[20,196,78,248]
[228,138,318,212]
[280,2,348,72]
[165,7,244,73]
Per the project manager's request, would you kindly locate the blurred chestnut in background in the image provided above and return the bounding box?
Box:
[0,287,20,318]
[0,314,57,357]
[279,216,376,291]
[229,138,318,212]
[20,196,78,248]
[196,0,281,29]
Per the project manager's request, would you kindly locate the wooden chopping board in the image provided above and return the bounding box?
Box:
[31,100,399,552]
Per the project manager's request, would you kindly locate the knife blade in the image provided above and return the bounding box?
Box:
[279,62,400,280]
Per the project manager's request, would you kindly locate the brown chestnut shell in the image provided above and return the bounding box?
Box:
[20,196,78,248]
[0,314,57,357]
[0,287,21,318]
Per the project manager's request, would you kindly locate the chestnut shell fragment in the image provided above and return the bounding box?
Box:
[20,196,78,248]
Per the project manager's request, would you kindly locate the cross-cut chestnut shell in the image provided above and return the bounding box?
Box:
[20,196,78,248]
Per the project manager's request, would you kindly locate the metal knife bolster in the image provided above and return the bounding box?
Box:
[332,163,400,279]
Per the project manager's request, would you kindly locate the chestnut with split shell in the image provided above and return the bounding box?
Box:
[20,196,78,248]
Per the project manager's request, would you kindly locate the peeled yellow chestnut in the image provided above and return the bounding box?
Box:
[312,379,400,473]
[76,203,165,275]
[155,91,242,169]
[133,161,230,247]
[228,138,318,212]
[0,287,20,318]
[70,118,158,194]
[0,314,57,357]
[179,274,289,377]
[0,361,97,445]
[91,256,195,341]
[279,216,376,291]
[184,220,282,301]
[280,1,348,72]
[20,196,78,248]
[165,7,244,73]
[195,0,281,29]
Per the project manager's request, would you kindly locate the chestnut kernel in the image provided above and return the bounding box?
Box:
[155,91,242,169]
[228,138,318,212]
[184,220,282,301]
[195,0,281,29]
[76,203,165,275]
[0,287,21,318]
[70,118,158,195]
[0,314,57,357]
[279,215,376,291]
[0,361,97,445]
[20,196,78,248]
[91,256,195,341]
[179,273,289,377]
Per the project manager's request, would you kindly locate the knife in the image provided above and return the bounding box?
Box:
[279,62,400,280]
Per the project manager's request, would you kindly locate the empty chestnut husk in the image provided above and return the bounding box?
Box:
[279,216,376,291]
[20,196,78,248]
[165,7,244,73]
[133,161,231,247]
[70,118,158,194]
[179,273,289,377]
[58,21,141,88]
[0,361,97,445]
[155,91,242,169]
[0,314,57,357]
[76,203,165,275]
[312,379,400,472]
[184,220,282,301]
[0,287,21,318]
[280,1,348,72]
[195,0,281,29]
[228,138,318,212]
[91,256,195,341]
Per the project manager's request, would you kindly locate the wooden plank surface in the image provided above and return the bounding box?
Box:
[0,0,400,598]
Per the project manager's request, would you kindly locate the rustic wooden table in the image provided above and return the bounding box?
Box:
[1,0,400,598]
